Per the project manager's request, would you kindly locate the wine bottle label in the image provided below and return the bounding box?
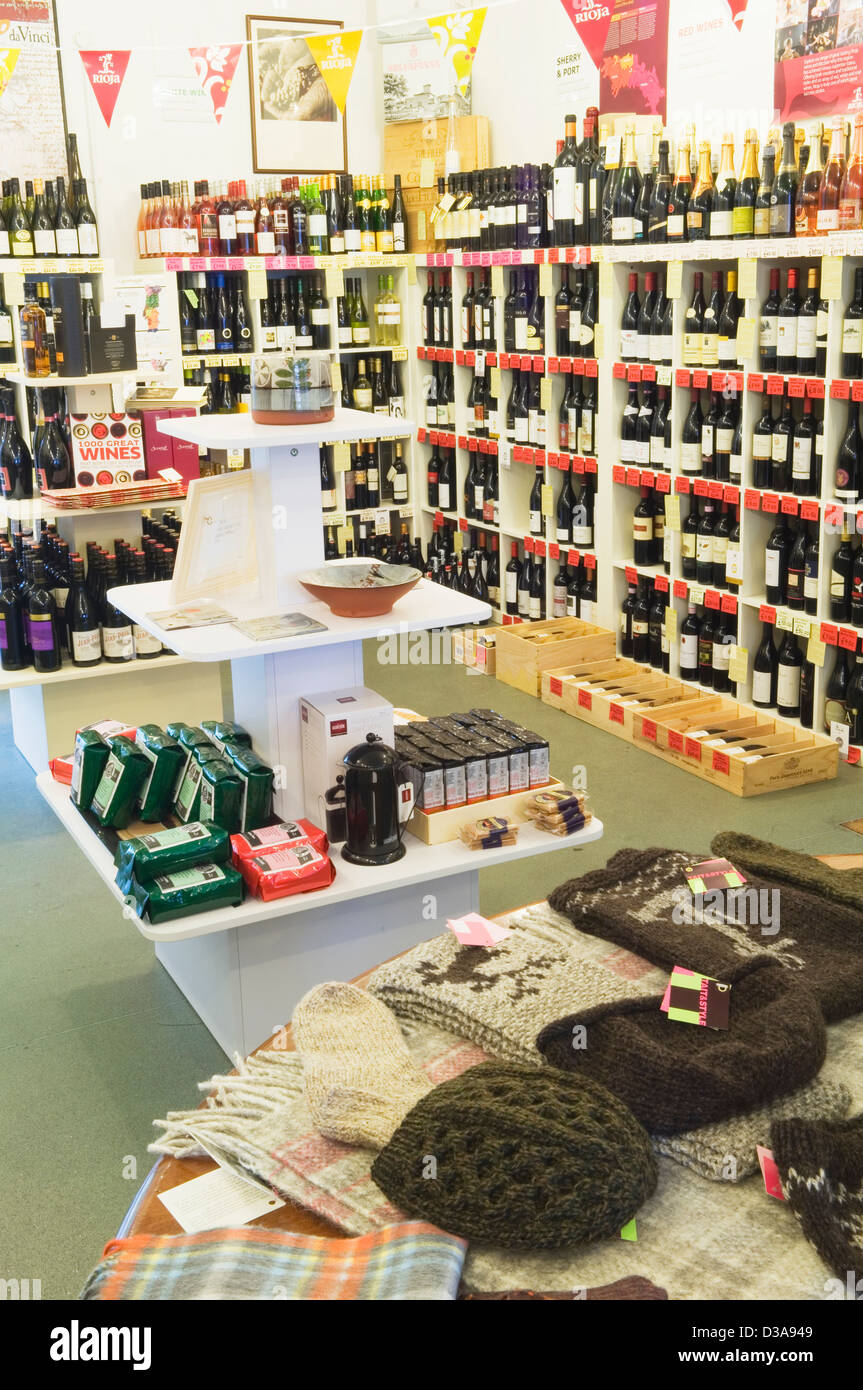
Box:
[632,619,648,637]
[752,668,773,703]
[580,599,595,623]
[701,425,714,455]
[352,326,370,344]
[726,543,743,581]
[0,229,9,256]
[759,314,778,349]
[0,315,12,345]
[72,627,101,662]
[634,438,650,465]
[831,568,849,597]
[730,451,743,480]
[439,483,451,508]
[612,216,635,242]
[634,518,653,540]
[686,210,704,232]
[649,435,665,465]
[103,625,134,658]
[56,227,79,255]
[712,641,731,671]
[307,214,328,238]
[777,316,797,355]
[817,206,839,232]
[569,309,582,341]
[529,595,542,620]
[696,535,712,563]
[133,624,162,655]
[710,210,733,237]
[715,427,734,453]
[529,510,541,532]
[338,326,353,345]
[770,201,793,235]
[667,213,685,239]
[515,416,529,442]
[771,432,789,463]
[752,433,771,460]
[572,525,592,546]
[34,228,56,255]
[196,328,215,351]
[842,319,863,352]
[218,213,236,240]
[717,334,736,363]
[712,535,728,564]
[792,436,813,478]
[553,166,576,221]
[683,330,702,363]
[344,229,362,252]
[680,632,698,664]
[680,441,702,473]
[311,308,329,326]
[731,206,754,236]
[804,571,818,598]
[579,324,594,347]
[354,387,372,409]
[796,317,816,359]
[515,317,528,351]
[620,435,635,464]
[765,549,781,586]
[255,230,276,254]
[777,663,801,707]
[787,567,803,598]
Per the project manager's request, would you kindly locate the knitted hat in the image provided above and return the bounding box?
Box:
[770,1113,863,1286]
[370,1063,658,1249]
[459,1275,668,1300]
[536,958,827,1135]
[712,831,863,914]
[548,846,863,1023]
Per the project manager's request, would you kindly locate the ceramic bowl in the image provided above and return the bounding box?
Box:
[298,559,422,618]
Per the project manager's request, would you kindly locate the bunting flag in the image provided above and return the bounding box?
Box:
[0,46,19,98]
[188,43,242,123]
[304,29,363,113]
[558,1,613,68]
[726,0,748,30]
[426,8,486,94]
[79,50,131,127]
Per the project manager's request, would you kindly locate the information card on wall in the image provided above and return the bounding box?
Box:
[775,0,863,120]
[599,0,669,120]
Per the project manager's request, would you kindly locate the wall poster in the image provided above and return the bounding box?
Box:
[775,0,863,121]
[599,0,669,120]
[0,0,67,178]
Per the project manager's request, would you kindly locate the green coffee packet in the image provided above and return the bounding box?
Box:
[71,728,109,810]
[174,744,221,824]
[201,720,252,754]
[135,725,186,822]
[90,736,152,829]
[199,757,243,834]
[114,821,231,895]
[222,741,274,831]
[130,860,244,924]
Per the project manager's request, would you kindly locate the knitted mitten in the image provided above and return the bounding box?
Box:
[770,1112,863,1285]
[293,983,433,1150]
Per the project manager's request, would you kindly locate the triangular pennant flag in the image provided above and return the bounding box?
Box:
[0,48,20,99]
[558,1,613,68]
[304,29,363,114]
[726,0,748,31]
[79,51,131,128]
[426,8,486,94]
[188,43,242,124]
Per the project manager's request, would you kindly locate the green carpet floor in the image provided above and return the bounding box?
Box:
[1,649,860,1298]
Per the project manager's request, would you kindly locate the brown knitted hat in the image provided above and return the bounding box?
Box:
[770,1112,863,1285]
[536,958,827,1135]
[370,1062,658,1249]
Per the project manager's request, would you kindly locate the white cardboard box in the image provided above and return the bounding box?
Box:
[299,686,394,824]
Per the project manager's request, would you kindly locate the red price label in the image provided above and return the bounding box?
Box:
[694,478,709,496]
[704,589,720,609]
[781,495,799,515]
[568,548,580,566]
[787,376,805,398]
[712,750,731,775]
[626,467,641,487]
[806,378,825,399]
[625,566,638,585]
[674,476,691,493]
[708,481,724,500]
[852,381,863,403]
[549,542,560,560]
[572,358,584,375]
[675,369,691,388]
[485,351,495,366]
[499,353,510,369]
[532,357,545,374]
[667,729,684,752]
[654,574,669,592]
[720,593,738,614]
[642,364,656,382]
[761,492,780,513]
[641,718,657,741]
[766,374,784,396]
[548,357,560,374]
[724,485,740,505]
[434,510,444,525]
[693,370,709,390]
[612,464,625,483]
[747,372,764,393]
[839,627,859,651]
[655,471,671,493]
[609,702,624,724]
[711,372,727,393]
[547,248,560,263]
[673,579,688,599]
[479,438,489,453]
[830,379,851,399]
[848,746,862,764]
[627,364,642,382]
[455,350,464,365]
[820,622,839,645]
[640,469,656,487]
[578,687,593,710]
[458,516,468,531]
[800,500,819,521]
[523,536,535,553]
[585,359,598,378]
[583,552,597,570]
[468,437,478,452]
[429,431,439,446]
[759,604,777,623]
[585,456,598,474]
[574,455,587,474]
[613,361,626,379]
[547,451,560,469]
[549,677,563,697]
[685,738,703,761]
[534,539,547,557]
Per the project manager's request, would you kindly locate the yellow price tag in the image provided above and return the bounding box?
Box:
[406,257,417,284]
[664,494,681,531]
[729,645,749,685]
[737,258,758,300]
[491,265,505,297]
[337,525,351,551]
[330,360,343,392]
[663,606,678,642]
[775,609,793,632]
[594,323,605,357]
[599,261,614,298]
[807,633,826,667]
[666,260,683,299]
[454,530,464,553]
[541,483,554,517]
[539,262,553,297]
[735,316,756,360]
[419,158,435,189]
[332,441,350,472]
[540,376,552,410]
[247,269,267,300]
[392,346,408,361]
[793,615,811,639]
[689,585,705,605]
[489,366,502,398]
[3,272,24,306]
[820,255,843,300]
[325,267,344,298]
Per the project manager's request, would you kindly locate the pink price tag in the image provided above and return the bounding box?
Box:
[756,1146,786,1201]
[164,257,183,271]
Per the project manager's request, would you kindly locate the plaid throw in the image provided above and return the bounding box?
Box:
[80,1223,466,1301]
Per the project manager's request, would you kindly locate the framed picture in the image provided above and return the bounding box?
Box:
[0,0,68,178]
[172,470,275,605]
[246,14,348,173]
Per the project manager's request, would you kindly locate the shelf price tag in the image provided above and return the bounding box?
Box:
[540,376,552,410]
[247,268,268,299]
[793,616,811,639]
[490,366,502,398]
[800,499,819,521]
[737,258,758,300]
[720,593,738,615]
[839,627,859,651]
[820,256,843,299]
[775,609,793,632]
[807,632,826,666]
[666,260,683,299]
[330,360,343,392]
[332,441,350,472]
[820,622,839,645]
[689,585,705,605]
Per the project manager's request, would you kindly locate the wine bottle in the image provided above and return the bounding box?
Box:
[835,398,861,502]
[752,387,773,489]
[752,621,778,708]
[753,143,775,238]
[528,466,543,536]
[776,268,800,375]
[765,520,790,605]
[697,608,715,687]
[666,139,692,243]
[612,125,642,245]
[620,581,638,658]
[679,601,699,681]
[852,544,863,627]
[555,469,574,544]
[711,611,733,693]
[0,556,27,671]
[797,121,824,236]
[504,541,521,616]
[775,632,803,717]
[680,386,703,477]
[733,130,760,237]
[841,267,863,378]
[804,529,820,616]
[726,507,743,592]
[818,116,846,233]
[517,548,532,617]
[65,554,101,667]
[620,379,639,466]
[701,271,724,369]
[683,272,705,367]
[553,114,579,247]
[792,397,816,496]
[839,113,863,231]
[846,653,863,745]
[35,387,73,491]
[27,559,61,673]
[712,503,732,589]
[786,525,807,611]
[687,140,714,241]
[633,486,654,565]
[824,647,850,731]
[800,658,816,730]
[770,122,798,237]
[717,271,740,367]
[647,139,671,242]
[771,392,794,493]
[696,501,715,586]
[830,524,854,621]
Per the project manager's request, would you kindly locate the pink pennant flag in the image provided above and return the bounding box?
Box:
[188,43,242,124]
[79,50,131,128]
[726,0,748,30]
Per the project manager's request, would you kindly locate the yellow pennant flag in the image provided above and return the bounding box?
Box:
[0,48,20,98]
[426,9,486,94]
[304,29,363,113]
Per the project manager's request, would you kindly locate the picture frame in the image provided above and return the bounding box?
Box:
[246,13,348,174]
[171,469,275,606]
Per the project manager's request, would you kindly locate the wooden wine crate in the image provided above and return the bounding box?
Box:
[546,656,839,796]
[402,187,441,253]
[453,624,501,675]
[407,777,563,845]
[495,618,616,696]
[384,116,491,191]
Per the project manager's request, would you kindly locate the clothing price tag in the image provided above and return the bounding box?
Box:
[325,267,344,298]
[737,258,758,301]
[538,262,553,297]
[728,645,748,684]
[757,1146,786,1202]
[620,1219,637,1242]
[820,256,843,300]
[666,260,683,299]
[540,376,552,410]
[332,441,350,472]
[157,1165,285,1233]
[807,633,826,666]
[664,493,681,530]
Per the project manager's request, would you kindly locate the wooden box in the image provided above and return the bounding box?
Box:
[453,624,500,676]
[384,116,491,191]
[495,617,616,696]
[407,777,563,846]
[404,187,441,254]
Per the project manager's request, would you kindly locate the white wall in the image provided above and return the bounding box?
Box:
[54,0,380,263]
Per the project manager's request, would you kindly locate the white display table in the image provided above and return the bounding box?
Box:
[38,407,604,1058]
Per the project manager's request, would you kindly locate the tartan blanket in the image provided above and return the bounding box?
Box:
[80,1223,466,1301]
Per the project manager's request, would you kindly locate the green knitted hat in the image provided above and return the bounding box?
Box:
[370,1063,658,1249]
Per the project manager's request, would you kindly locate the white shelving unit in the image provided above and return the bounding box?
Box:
[38,403,603,1059]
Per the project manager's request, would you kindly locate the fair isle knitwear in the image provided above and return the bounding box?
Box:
[292,983,432,1150]
[537,957,828,1134]
[548,845,863,1023]
[370,1064,658,1250]
[770,1112,863,1285]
